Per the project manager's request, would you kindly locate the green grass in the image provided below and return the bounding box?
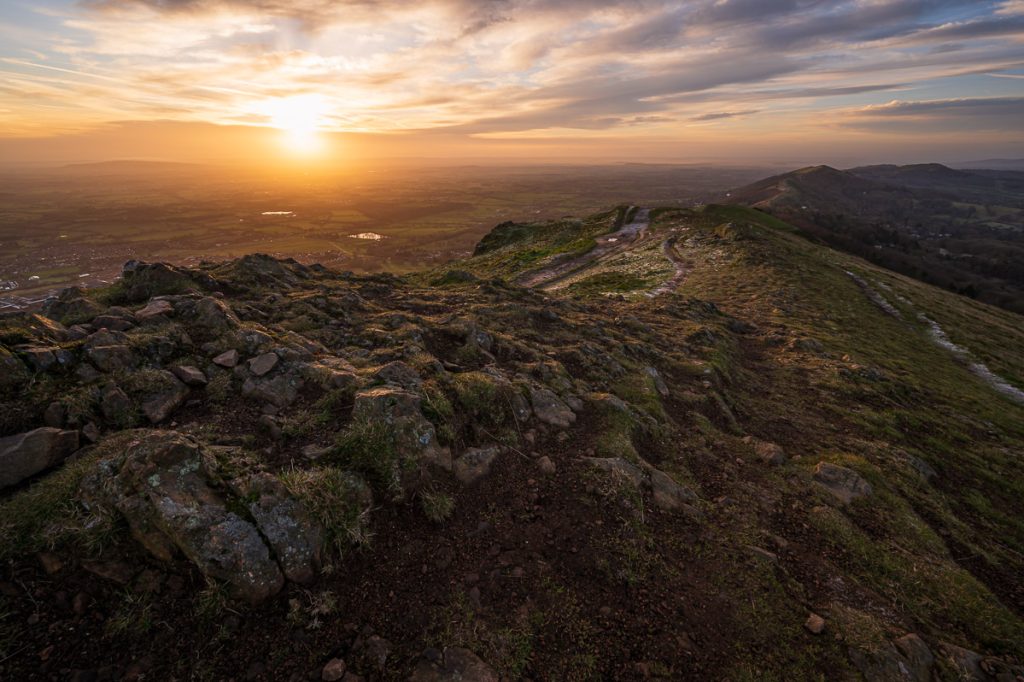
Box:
[279,466,372,557]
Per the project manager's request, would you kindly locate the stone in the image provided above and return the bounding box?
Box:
[0,348,30,388]
[529,387,576,428]
[212,349,239,368]
[0,427,80,489]
[804,613,826,634]
[230,472,323,584]
[120,261,200,302]
[647,467,698,510]
[91,315,133,332]
[583,456,647,488]
[321,659,346,681]
[38,552,63,575]
[644,366,670,396]
[242,369,304,408]
[86,345,136,373]
[82,422,101,443]
[22,347,57,372]
[101,385,133,424]
[248,352,280,377]
[814,462,872,504]
[79,431,284,602]
[372,360,422,389]
[536,456,556,475]
[44,401,67,428]
[352,386,451,486]
[82,560,135,585]
[171,365,207,387]
[191,297,240,336]
[135,299,174,322]
[454,446,502,484]
[746,438,787,466]
[849,634,935,682]
[409,647,499,682]
[141,371,189,423]
[42,288,102,325]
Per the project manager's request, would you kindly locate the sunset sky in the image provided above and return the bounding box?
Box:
[1,0,1023,165]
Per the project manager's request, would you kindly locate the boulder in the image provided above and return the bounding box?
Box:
[101,385,133,425]
[190,297,239,336]
[171,365,207,387]
[42,288,102,325]
[849,634,935,682]
[248,352,279,377]
[647,467,698,510]
[529,387,576,428]
[91,315,133,332]
[0,427,80,489]
[21,347,58,372]
[373,361,422,389]
[140,371,189,423]
[814,462,872,504]
[119,261,199,302]
[229,473,322,584]
[744,437,787,466]
[409,648,499,682]
[453,446,501,484]
[80,431,284,602]
[43,401,67,428]
[0,348,30,388]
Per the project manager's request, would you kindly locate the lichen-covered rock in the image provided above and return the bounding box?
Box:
[814,462,872,504]
[80,431,284,602]
[242,367,305,408]
[373,360,422,389]
[189,297,240,336]
[212,348,239,368]
[529,387,575,428]
[86,344,136,373]
[120,260,202,302]
[248,351,280,377]
[135,298,175,322]
[171,365,207,387]
[229,472,322,584]
[101,385,133,424]
[42,287,102,325]
[0,427,80,489]
[352,386,451,474]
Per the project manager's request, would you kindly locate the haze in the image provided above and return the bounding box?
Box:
[2,0,1024,167]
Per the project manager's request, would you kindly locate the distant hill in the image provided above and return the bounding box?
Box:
[951,158,1024,171]
[727,164,1024,312]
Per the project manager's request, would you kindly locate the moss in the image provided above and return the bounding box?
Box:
[328,417,400,496]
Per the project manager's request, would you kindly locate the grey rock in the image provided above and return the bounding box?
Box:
[248,352,279,377]
[230,472,322,584]
[536,455,556,475]
[745,437,787,466]
[135,298,174,322]
[192,297,239,336]
[0,348,30,388]
[453,446,501,484]
[850,634,935,682]
[373,360,422,389]
[101,385,133,424]
[0,427,80,489]
[644,366,670,396]
[92,315,133,332]
[583,457,701,514]
[22,347,57,372]
[242,369,304,408]
[814,462,873,504]
[171,365,207,387]
[44,401,67,428]
[529,387,575,428]
[647,467,698,510]
[42,288,102,325]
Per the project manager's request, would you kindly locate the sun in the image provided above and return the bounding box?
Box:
[262,95,328,154]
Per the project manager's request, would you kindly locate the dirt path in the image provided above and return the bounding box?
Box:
[516,208,651,289]
[646,236,688,298]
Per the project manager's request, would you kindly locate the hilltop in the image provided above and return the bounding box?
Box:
[1,205,1023,680]
[728,164,1024,314]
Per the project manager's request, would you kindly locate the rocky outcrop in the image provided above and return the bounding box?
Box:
[453,445,501,484]
[80,431,285,602]
[0,427,80,489]
[583,456,700,514]
[352,386,452,480]
[529,387,575,428]
[140,371,190,423]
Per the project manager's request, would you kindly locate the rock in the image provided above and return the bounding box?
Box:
[82,422,101,443]
[302,444,331,460]
[0,427,80,489]
[647,467,698,510]
[42,288,102,325]
[82,560,135,585]
[212,349,239,368]
[583,457,647,487]
[80,431,284,602]
[373,361,422,389]
[135,299,174,322]
[86,345,136,373]
[453,446,501,484]
[529,387,576,428]
[230,472,322,584]
[120,261,200,302]
[644,366,670,396]
[352,386,451,485]
[902,455,937,482]
[44,401,67,428]
[171,365,207,387]
[242,369,304,408]
[804,612,825,634]
[91,315,133,332]
[813,462,873,504]
[0,348,30,388]
[536,456,556,475]
[101,385,133,424]
[38,552,63,575]
[850,634,935,682]
[248,352,280,377]
[141,371,189,423]
[745,437,787,466]
[322,659,347,681]
[191,297,240,336]
[22,347,57,372]
[409,647,499,682]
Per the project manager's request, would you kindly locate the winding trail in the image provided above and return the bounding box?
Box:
[646,236,689,298]
[516,208,651,290]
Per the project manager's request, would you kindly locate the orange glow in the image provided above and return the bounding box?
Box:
[261,95,328,155]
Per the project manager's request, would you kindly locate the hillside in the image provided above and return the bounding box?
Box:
[728,165,1024,314]
[2,205,1024,680]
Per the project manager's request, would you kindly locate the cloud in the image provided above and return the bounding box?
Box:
[690,110,760,122]
[837,96,1024,133]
